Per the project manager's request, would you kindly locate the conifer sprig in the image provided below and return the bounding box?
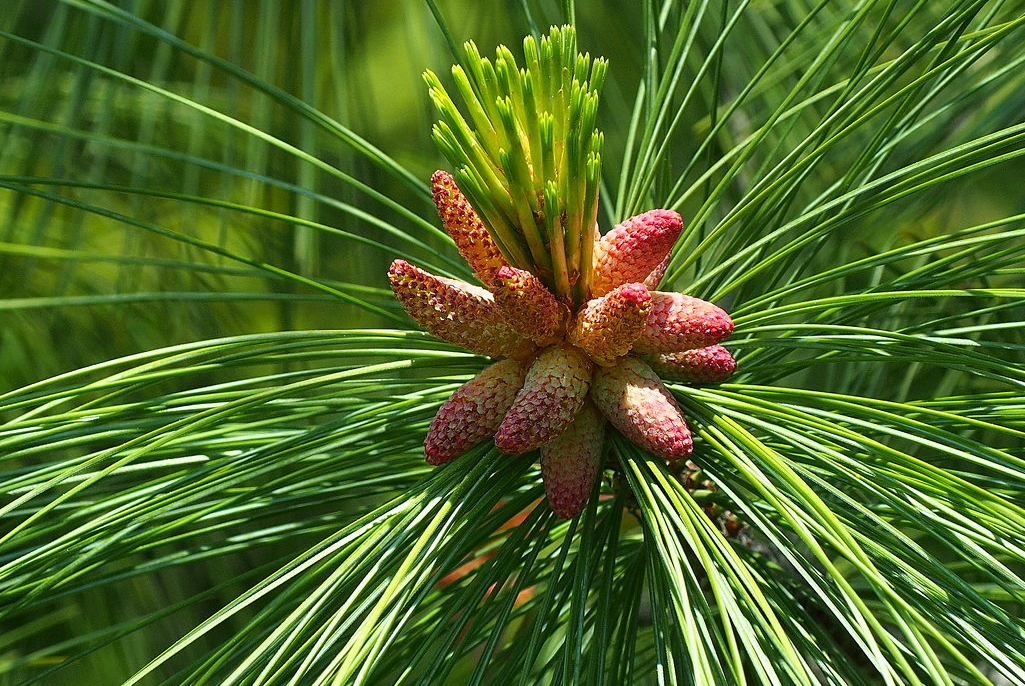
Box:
[425,25,606,304]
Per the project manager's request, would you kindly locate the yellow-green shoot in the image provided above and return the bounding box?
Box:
[425,25,606,305]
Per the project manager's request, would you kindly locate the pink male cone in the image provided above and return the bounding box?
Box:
[569,282,651,366]
[632,292,734,355]
[388,259,536,360]
[645,345,737,384]
[590,356,693,461]
[540,400,606,518]
[494,344,593,454]
[591,209,683,296]
[491,265,567,346]
[424,359,528,465]
[431,170,507,283]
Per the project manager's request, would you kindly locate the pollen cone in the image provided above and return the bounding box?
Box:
[424,359,528,465]
[494,344,593,454]
[388,259,535,360]
[431,170,507,283]
[590,356,693,461]
[644,345,737,384]
[591,209,683,296]
[568,282,651,366]
[540,400,606,519]
[491,265,567,346]
[632,292,733,355]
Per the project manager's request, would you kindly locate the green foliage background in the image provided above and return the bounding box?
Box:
[0,1,1023,684]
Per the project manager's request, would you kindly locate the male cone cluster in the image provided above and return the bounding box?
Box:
[389,171,737,518]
